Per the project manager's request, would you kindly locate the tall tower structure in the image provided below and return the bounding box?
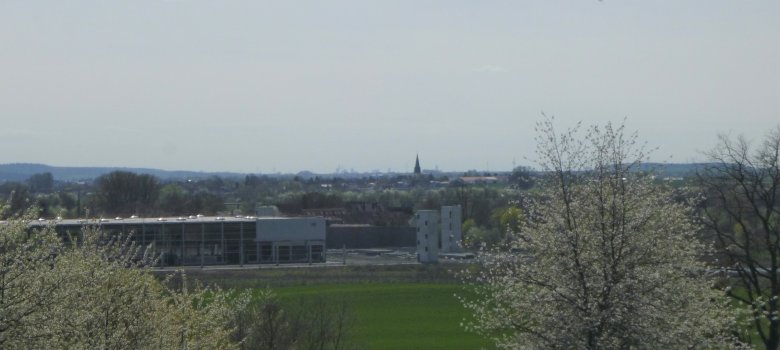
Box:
[441,205,463,253]
[414,154,421,175]
[415,210,439,263]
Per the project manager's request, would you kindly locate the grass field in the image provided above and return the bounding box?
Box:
[181,264,493,349]
[268,283,493,350]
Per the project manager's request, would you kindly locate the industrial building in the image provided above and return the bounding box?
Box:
[441,205,463,253]
[415,210,440,263]
[326,224,416,249]
[30,215,326,267]
[415,205,463,263]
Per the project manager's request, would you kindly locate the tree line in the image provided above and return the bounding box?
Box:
[0,167,534,250]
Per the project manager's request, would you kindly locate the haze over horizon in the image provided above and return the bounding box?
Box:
[1,1,777,174]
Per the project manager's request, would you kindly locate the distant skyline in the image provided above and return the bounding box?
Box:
[1,1,777,173]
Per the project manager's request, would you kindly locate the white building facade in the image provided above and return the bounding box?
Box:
[415,210,440,263]
[440,205,462,253]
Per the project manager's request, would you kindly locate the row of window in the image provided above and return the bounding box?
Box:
[42,224,325,266]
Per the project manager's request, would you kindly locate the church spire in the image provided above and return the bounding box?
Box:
[414,154,421,174]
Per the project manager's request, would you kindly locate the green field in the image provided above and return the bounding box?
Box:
[181,265,493,349]
[268,283,492,350]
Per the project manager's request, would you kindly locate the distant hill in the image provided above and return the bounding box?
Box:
[0,162,714,183]
[637,163,713,177]
[0,163,246,182]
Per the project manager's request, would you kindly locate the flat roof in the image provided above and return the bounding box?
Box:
[27,215,323,226]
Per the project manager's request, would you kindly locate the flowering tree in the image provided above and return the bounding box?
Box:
[462,119,742,349]
[699,126,780,350]
[0,207,245,349]
[45,230,243,350]
[0,208,65,347]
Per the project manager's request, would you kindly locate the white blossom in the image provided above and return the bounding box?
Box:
[460,118,745,350]
[0,207,243,349]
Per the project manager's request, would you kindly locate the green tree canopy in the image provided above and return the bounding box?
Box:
[94,171,160,217]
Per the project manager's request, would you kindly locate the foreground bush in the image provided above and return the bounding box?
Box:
[0,207,243,349]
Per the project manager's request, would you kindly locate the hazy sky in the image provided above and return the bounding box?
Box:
[1,1,777,173]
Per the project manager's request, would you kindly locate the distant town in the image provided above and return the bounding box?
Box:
[0,159,702,224]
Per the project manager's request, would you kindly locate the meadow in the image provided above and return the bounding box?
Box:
[272,283,491,350]
[184,264,493,349]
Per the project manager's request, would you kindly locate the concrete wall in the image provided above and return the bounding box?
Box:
[441,205,462,253]
[326,225,416,249]
[415,210,439,263]
[256,217,326,242]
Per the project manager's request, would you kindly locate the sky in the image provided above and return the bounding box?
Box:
[0,1,778,174]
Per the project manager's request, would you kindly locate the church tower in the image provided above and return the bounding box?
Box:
[414,154,421,175]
